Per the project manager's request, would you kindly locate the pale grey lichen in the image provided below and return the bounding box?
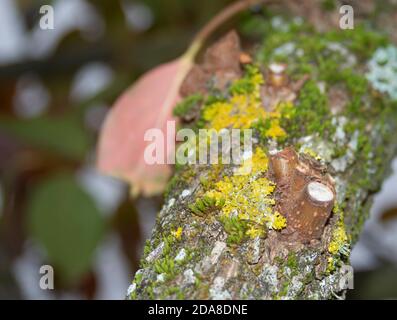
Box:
[259,264,279,292]
[209,241,226,265]
[183,269,196,285]
[284,266,292,278]
[327,42,356,68]
[331,130,359,172]
[175,248,186,262]
[271,16,289,32]
[274,42,296,56]
[239,283,251,299]
[332,116,348,145]
[300,251,318,265]
[197,241,227,273]
[145,242,164,263]
[159,197,175,219]
[284,276,304,299]
[127,283,136,296]
[167,197,175,209]
[156,273,166,283]
[246,236,261,264]
[366,45,397,100]
[209,276,232,300]
[180,189,191,199]
[334,177,348,204]
[298,135,334,163]
[318,273,340,299]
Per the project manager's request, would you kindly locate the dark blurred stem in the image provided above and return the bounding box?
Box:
[186,0,268,59]
[0,44,110,79]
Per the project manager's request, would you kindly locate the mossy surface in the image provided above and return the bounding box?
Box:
[129,6,397,300]
[173,94,203,118]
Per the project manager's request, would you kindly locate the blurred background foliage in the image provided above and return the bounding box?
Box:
[0,0,234,299]
[0,0,396,299]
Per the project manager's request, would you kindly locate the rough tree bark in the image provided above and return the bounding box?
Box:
[127,1,397,300]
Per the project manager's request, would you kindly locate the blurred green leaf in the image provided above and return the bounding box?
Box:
[0,116,90,161]
[27,173,103,283]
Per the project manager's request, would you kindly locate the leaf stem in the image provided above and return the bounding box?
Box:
[184,0,268,61]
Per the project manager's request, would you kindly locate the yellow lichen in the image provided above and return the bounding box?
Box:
[328,204,350,256]
[202,66,288,141]
[171,227,183,240]
[205,147,287,238]
[203,94,267,131]
[265,119,286,139]
[246,226,265,238]
[236,146,269,175]
[267,211,287,230]
[276,101,294,119]
[328,226,348,255]
[302,147,322,161]
[327,256,336,273]
[197,67,292,239]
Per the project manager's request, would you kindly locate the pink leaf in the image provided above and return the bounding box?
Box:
[97,57,193,196]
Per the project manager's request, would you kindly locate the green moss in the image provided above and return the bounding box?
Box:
[154,257,176,278]
[280,79,333,139]
[143,239,153,257]
[302,270,315,286]
[280,280,291,298]
[146,286,155,299]
[194,273,202,288]
[188,195,224,217]
[322,67,369,114]
[160,286,185,299]
[228,64,261,95]
[136,224,205,298]
[129,289,137,300]
[229,77,256,96]
[199,176,211,190]
[164,175,178,200]
[134,271,143,286]
[286,252,298,272]
[325,25,388,59]
[252,14,387,66]
[136,10,397,300]
[164,165,196,200]
[198,164,224,192]
[252,118,272,141]
[173,94,203,117]
[218,215,249,246]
